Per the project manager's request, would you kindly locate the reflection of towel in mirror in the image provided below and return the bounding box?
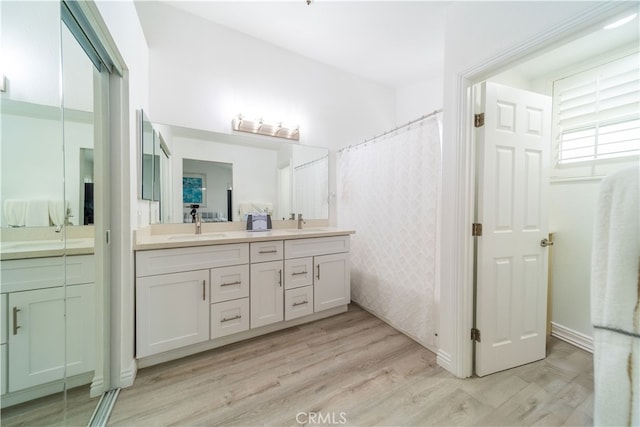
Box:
[3,199,27,227]
[239,202,273,221]
[591,165,639,426]
[25,200,49,227]
[49,200,69,226]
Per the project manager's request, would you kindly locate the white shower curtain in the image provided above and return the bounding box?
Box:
[337,114,441,350]
[294,155,329,219]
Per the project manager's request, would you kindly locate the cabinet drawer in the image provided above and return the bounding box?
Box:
[284,236,350,259]
[284,258,313,289]
[250,241,283,263]
[0,255,94,293]
[211,298,249,339]
[211,264,249,303]
[284,286,314,321]
[136,243,249,277]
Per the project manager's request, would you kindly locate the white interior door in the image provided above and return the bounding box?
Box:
[475,81,552,377]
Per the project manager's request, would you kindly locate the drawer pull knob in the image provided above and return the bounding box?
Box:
[12,307,20,335]
[292,300,309,307]
[221,280,242,287]
[291,271,308,276]
[259,249,278,254]
[221,314,242,323]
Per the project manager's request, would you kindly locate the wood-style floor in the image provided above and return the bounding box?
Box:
[0,384,98,427]
[108,305,594,426]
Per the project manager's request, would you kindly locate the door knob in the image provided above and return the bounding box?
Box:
[540,238,554,247]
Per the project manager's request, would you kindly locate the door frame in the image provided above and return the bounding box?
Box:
[448,2,635,378]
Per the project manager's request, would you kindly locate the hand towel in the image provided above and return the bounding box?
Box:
[3,199,27,227]
[25,200,50,227]
[591,165,639,426]
[49,200,68,226]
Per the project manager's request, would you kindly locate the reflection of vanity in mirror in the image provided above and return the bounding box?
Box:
[144,122,329,224]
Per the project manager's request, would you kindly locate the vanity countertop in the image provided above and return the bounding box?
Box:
[134,227,355,251]
[0,238,95,261]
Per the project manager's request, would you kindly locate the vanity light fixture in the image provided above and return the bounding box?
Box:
[232,114,300,141]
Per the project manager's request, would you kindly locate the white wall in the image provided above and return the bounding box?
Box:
[136,2,396,153]
[438,1,618,376]
[396,77,444,124]
[94,0,149,388]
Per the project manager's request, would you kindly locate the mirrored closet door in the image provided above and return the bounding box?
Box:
[1,1,113,424]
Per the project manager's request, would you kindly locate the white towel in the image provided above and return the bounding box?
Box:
[25,200,50,227]
[591,165,639,426]
[49,200,69,226]
[3,199,27,227]
[238,201,273,220]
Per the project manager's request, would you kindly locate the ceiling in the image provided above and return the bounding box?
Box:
[149,2,637,88]
[161,1,448,88]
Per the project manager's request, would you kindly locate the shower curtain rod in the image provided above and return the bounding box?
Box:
[294,154,328,170]
[339,108,442,153]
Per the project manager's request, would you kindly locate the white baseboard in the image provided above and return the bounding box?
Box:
[551,321,593,353]
[437,350,452,372]
[90,375,105,398]
[118,359,137,388]
[352,302,438,354]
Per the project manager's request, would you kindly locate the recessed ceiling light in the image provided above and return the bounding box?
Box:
[603,13,637,30]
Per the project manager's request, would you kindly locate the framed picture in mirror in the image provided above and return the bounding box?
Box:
[183,173,206,206]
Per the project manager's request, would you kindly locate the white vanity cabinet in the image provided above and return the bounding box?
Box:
[136,244,249,357]
[1,255,95,393]
[250,241,284,328]
[134,231,351,366]
[284,236,351,314]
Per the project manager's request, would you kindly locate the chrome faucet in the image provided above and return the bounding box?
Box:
[195,213,202,235]
[297,213,305,230]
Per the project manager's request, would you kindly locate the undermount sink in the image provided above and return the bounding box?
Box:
[166,233,227,240]
[284,228,326,233]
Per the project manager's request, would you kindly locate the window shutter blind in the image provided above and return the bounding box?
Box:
[553,53,640,164]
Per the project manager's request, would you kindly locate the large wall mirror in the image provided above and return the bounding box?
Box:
[149,123,329,223]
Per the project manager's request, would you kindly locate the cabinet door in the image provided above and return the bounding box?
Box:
[285,286,314,321]
[7,284,95,392]
[314,253,351,312]
[250,261,284,328]
[66,283,95,377]
[9,287,65,392]
[211,264,249,303]
[1,343,6,395]
[136,270,209,358]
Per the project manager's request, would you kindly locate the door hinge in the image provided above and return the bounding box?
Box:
[472,223,483,237]
[471,328,481,342]
[474,113,485,128]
